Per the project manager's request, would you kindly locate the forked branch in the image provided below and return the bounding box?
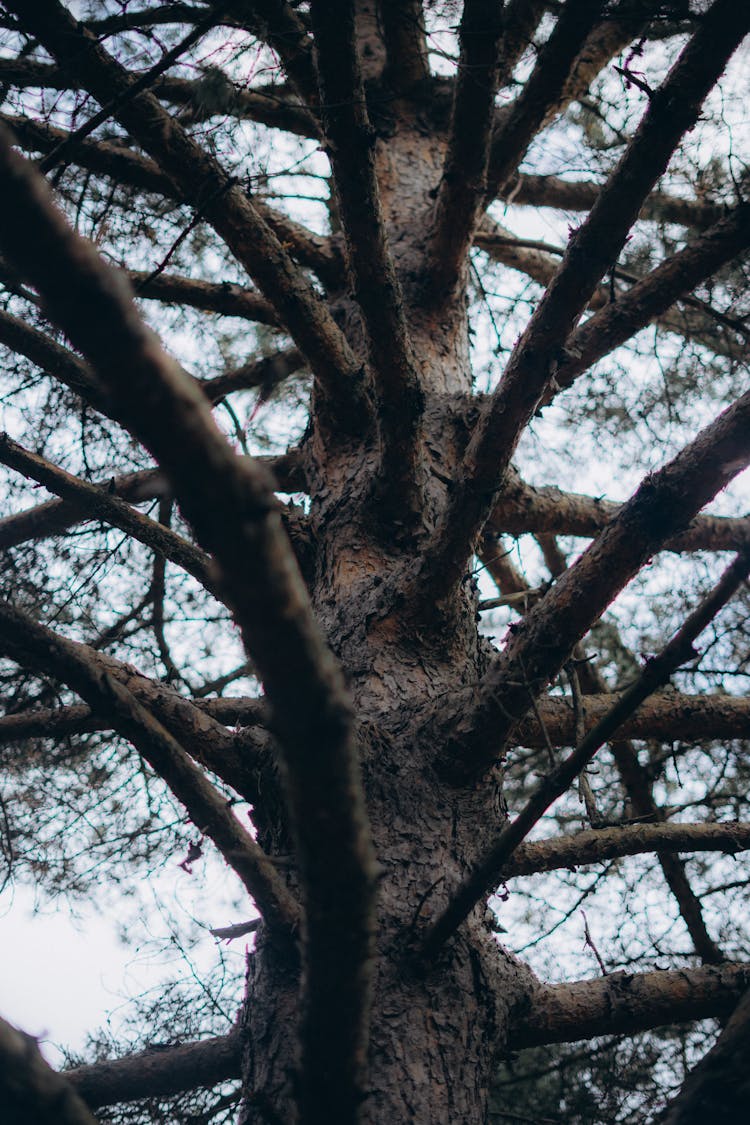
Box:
[0,129,377,1124]
[419,0,750,606]
[424,548,750,954]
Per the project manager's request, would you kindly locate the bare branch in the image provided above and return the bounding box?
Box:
[419,0,750,605]
[221,0,319,107]
[6,1,367,427]
[424,549,750,953]
[476,215,750,364]
[518,691,750,748]
[129,269,279,324]
[0,599,300,934]
[66,1032,241,1109]
[0,126,376,1121]
[485,0,607,202]
[0,1015,98,1125]
[489,470,750,553]
[504,822,750,879]
[380,0,429,87]
[310,0,424,517]
[0,434,219,596]
[0,450,305,552]
[661,987,750,1124]
[429,0,505,297]
[503,173,727,229]
[514,964,750,1049]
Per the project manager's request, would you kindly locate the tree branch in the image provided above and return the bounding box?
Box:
[0,1015,98,1125]
[489,469,750,553]
[66,1032,241,1109]
[5,3,364,426]
[419,0,750,605]
[502,173,727,229]
[485,0,607,202]
[129,269,279,324]
[424,549,750,953]
[428,0,505,297]
[0,599,300,935]
[0,451,305,552]
[0,126,377,1123]
[503,822,750,879]
[517,691,750,749]
[514,964,750,1049]
[450,377,750,780]
[310,0,424,517]
[661,987,750,1124]
[0,434,219,596]
[62,965,750,1103]
[380,0,429,88]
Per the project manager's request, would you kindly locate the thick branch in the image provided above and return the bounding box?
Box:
[129,269,279,323]
[489,470,750,553]
[6,2,365,425]
[425,550,750,952]
[380,0,429,87]
[514,964,750,1049]
[0,1016,98,1125]
[429,0,504,296]
[310,0,424,518]
[485,0,607,201]
[0,451,305,552]
[0,127,376,1124]
[517,691,750,749]
[504,822,750,879]
[504,173,727,229]
[420,0,750,604]
[60,967,750,1106]
[452,381,750,778]
[661,988,750,1124]
[66,1032,241,1109]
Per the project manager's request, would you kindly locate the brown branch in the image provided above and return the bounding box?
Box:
[0,125,376,1123]
[661,987,750,1124]
[429,0,505,297]
[8,0,366,428]
[0,695,268,752]
[60,967,750,1106]
[310,0,424,519]
[463,380,750,776]
[503,173,727,229]
[476,215,749,364]
[503,822,750,879]
[419,0,750,606]
[0,434,219,596]
[517,692,750,749]
[222,0,319,107]
[485,0,607,201]
[0,599,299,933]
[489,470,750,553]
[547,203,750,399]
[380,0,429,88]
[514,963,750,1049]
[0,450,305,553]
[0,307,106,411]
[424,549,750,954]
[0,1015,99,1125]
[129,269,279,323]
[66,1032,241,1109]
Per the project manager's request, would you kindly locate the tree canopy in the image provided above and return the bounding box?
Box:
[0,2,749,1123]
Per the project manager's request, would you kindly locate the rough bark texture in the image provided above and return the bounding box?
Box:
[0,2,748,1123]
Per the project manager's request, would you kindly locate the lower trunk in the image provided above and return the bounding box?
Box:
[240,920,532,1123]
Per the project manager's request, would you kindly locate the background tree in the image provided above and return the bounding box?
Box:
[0,1,749,1122]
